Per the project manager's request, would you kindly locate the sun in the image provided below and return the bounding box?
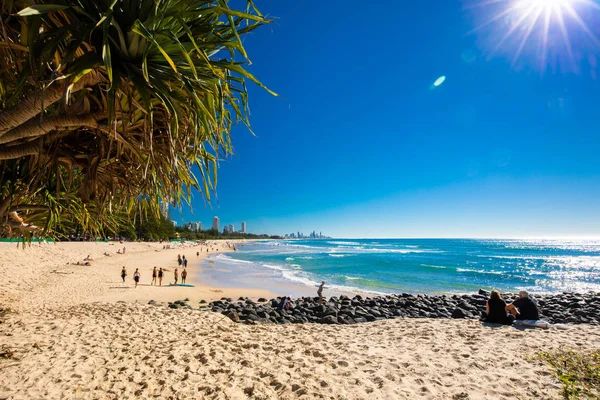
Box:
[467,0,600,73]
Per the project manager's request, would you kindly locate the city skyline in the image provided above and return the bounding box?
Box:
[179,217,249,234]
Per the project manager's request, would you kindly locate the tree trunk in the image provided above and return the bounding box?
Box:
[0,72,100,137]
[0,113,103,145]
[0,141,40,160]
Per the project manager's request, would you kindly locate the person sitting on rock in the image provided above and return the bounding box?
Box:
[506,290,540,320]
[484,290,514,325]
[277,296,293,311]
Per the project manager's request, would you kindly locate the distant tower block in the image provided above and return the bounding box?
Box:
[212,216,219,231]
[241,222,246,233]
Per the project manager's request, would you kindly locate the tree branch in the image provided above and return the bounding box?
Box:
[0,72,100,137]
[8,205,51,213]
[0,113,103,145]
[0,141,39,161]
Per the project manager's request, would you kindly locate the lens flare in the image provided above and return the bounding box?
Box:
[433,76,446,86]
[467,0,600,73]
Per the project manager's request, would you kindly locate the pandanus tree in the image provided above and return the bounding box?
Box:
[0,0,274,239]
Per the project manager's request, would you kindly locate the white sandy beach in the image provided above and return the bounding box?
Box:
[1,241,600,399]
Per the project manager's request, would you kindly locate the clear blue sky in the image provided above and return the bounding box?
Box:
[173,0,600,238]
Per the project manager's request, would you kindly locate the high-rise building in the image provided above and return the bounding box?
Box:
[160,200,170,219]
[172,220,177,227]
[189,222,202,232]
[228,224,234,233]
[241,222,246,233]
[212,216,219,231]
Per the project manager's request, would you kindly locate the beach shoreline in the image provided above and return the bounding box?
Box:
[0,240,276,313]
[2,241,600,399]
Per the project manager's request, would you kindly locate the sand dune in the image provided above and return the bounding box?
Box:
[1,241,599,399]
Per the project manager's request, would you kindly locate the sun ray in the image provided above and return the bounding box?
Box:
[469,0,600,73]
[465,3,524,35]
[540,7,552,72]
[562,2,600,48]
[555,5,578,71]
[579,0,600,11]
[487,3,538,59]
[512,6,545,65]
[463,0,506,11]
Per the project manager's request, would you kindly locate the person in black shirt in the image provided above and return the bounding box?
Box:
[506,290,540,320]
[485,290,514,325]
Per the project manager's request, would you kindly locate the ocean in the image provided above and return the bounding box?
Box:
[200,239,600,295]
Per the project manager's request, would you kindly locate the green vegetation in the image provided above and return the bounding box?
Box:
[0,0,274,241]
[536,349,600,399]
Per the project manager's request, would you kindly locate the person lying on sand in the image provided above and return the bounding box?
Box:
[104,252,111,256]
[73,261,91,266]
[484,290,514,325]
[84,255,93,261]
[506,290,540,320]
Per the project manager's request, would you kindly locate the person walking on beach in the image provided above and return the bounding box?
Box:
[183,257,188,268]
[181,268,187,284]
[151,267,157,285]
[177,255,182,267]
[318,281,325,305]
[133,268,140,288]
[197,251,199,257]
[174,268,179,285]
[121,266,127,283]
[158,268,164,286]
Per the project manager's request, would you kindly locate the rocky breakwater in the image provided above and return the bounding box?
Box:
[203,291,600,326]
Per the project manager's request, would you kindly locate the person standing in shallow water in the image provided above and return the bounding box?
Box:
[121,266,127,283]
[318,281,325,305]
[158,268,163,286]
[151,267,157,285]
[181,268,187,284]
[133,268,140,288]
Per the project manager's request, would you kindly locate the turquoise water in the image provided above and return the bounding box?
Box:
[204,239,600,295]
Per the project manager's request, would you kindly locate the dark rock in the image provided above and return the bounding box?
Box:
[319,315,338,324]
[227,311,240,322]
[451,308,466,319]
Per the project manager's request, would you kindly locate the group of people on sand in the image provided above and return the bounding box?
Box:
[484,290,540,325]
[119,253,190,288]
[120,266,141,287]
